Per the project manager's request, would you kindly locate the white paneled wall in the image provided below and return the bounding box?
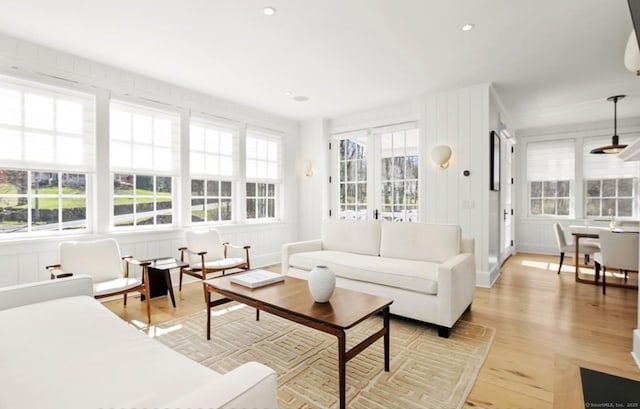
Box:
[314,83,497,286]
[0,33,298,286]
[515,117,640,255]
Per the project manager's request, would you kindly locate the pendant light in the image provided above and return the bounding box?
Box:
[590,95,628,154]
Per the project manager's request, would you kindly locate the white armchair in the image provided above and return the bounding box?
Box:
[553,223,599,274]
[593,230,639,294]
[179,229,251,292]
[46,238,151,322]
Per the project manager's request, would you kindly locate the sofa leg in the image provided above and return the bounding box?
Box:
[437,326,451,338]
[465,303,472,313]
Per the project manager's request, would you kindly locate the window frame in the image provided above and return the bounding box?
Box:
[245,130,282,223]
[0,75,95,237]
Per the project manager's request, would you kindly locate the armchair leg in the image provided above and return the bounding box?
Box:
[557,252,565,274]
[585,254,590,264]
[123,293,127,306]
[595,262,600,284]
[179,268,183,291]
[602,267,607,295]
[437,326,451,338]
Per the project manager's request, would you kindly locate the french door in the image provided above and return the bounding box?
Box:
[331,123,419,222]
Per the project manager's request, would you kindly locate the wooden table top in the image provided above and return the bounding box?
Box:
[204,275,393,330]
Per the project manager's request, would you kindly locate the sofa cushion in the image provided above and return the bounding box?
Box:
[289,250,438,295]
[322,219,381,256]
[380,223,460,263]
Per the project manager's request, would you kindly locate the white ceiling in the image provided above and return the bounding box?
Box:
[0,0,638,131]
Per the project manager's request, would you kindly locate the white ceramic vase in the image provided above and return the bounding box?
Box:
[308,265,335,303]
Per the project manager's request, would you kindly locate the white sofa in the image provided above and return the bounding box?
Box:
[0,275,277,409]
[282,220,476,337]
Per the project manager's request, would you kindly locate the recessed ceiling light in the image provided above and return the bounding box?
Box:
[293,95,309,102]
[263,6,276,16]
[461,24,474,32]
[284,91,292,96]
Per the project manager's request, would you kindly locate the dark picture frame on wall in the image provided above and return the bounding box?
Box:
[490,130,500,191]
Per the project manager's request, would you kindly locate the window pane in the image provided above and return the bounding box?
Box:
[357,159,367,180]
[246,198,256,218]
[191,198,205,222]
[543,181,557,197]
[157,176,171,194]
[381,158,392,180]
[382,182,392,205]
[257,183,266,197]
[618,199,633,217]
[246,183,256,197]
[61,173,85,193]
[221,181,232,197]
[557,198,570,216]
[543,199,556,215]
[136,175,153,192]
[221,198,232,220]
[191,179,204,196]
[393,157,405,179]
[357,183,367,204]
[346,184,355,204]
[257,198,266,218]
[557,181,570,197]
[267,183,275,196]
[393,181,405,205]
[586,180,600,197]
[268,198,275,218]
[346,160,355,181]
[62,198,86,226]
[346,140,356,160]
[207,180,219,196]
[586,198,600,216]
[406,156,419,179]
[618,178,633,197]
[602,179,616,197]
[530,182,542,198]
[206,199,219,221]
[602,199,616,216]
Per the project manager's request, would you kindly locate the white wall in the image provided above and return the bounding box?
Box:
[301,83,499,286]
[515,117,640,255]
[297,119,329,240]
[0,34,299,286]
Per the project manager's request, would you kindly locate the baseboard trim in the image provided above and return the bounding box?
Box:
[476,266,500,288]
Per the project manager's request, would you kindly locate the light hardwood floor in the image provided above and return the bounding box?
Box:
[103,254,639,409]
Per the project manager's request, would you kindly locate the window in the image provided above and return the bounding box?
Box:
[337,133,368,220]
[526,139,574,216]
[0,76,94,234]
[585,178,635,217]
[377,126,419,222]
[190,119,236,223]
[246,182,275,219]
[583,136,638,218]
[245,130,280,220]
[110,101,179,227]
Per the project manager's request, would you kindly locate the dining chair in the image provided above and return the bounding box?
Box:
[553,223,599,274]
[178,229,251,294]
[593,230,638,295]
[46,238,152,323]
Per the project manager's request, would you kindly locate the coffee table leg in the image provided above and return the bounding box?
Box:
[164,269,176,308]
[206,286,211,341]
[384,307,390,372]
[337,330,346,409]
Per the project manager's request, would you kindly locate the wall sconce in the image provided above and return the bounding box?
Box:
[431,145,452,169]
[302,159,315,177]
[625,30,640,76]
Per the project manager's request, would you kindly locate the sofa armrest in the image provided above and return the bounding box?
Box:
[160,362,277,409]
[0,275,93,311]
[436,252,476,327]
[281,239,323,275]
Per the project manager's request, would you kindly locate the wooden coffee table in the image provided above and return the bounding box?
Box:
[204,275,393,409]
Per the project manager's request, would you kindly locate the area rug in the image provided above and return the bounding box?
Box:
[146,303,494,409]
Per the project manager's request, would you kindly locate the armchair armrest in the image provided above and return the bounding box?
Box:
[0,275,94,311]
[46,263,73,279]
[281,239,323,275]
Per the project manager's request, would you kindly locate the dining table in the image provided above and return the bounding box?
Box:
[569,225,639,286]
